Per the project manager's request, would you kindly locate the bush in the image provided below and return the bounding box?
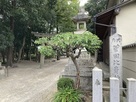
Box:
[53,88,82,102]
[57,77,74,90]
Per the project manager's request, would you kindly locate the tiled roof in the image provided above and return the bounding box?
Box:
[73,13,90,22]
[123,43,136,49]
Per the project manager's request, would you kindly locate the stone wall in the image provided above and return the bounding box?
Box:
[62,50,93,90]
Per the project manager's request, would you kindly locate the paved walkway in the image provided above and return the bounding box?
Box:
[0,58,68,102]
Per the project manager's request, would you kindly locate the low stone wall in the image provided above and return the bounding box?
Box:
[62,75,92,90]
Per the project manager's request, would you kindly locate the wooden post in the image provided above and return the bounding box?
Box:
[110,34,122,87]
[127,78,136,102]
[92,67,102,102]
[110,77,120,102]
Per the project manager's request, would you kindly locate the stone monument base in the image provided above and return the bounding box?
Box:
[61,58,93,90]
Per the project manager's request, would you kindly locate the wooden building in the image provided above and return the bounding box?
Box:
[94,0,136,83]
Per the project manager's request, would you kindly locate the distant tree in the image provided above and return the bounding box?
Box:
[13,0,49,62]
[55,0,79,33]
[85,0,108,33]
[0,0,15,66]
[0,0,49,64]
[0,26,14,63]
[0,0,80,66]
[35,31,102,89]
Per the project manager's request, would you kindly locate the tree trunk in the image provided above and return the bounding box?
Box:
[17,36,26,62]
[69,49,81,89]
[21,49,25,60]
[71,57,80,89]
[56,49,60,60]
[6,47,13,67]
[26,49,29,60]
[66,48,69,57]
[29,51,31,61]
[6,0,16,67]
[1,51,6,64]
[56,18,59,34]
[66,52,69,57]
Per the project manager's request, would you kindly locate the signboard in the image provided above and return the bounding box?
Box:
[110,34,122,87]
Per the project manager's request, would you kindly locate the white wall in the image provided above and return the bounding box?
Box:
[116,1,136,46]
[116,1,136,83]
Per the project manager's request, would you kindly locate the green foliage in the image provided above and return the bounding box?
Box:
[0,0,14,51]
[55,0,79,32]
[82,31,102,53]
[85,0,107,16]
[0,26,14,50]
[35,37,55,57]
[85,0,108,33]
[35,31,102,58]
[53,88,82,102]
[57,77,74,90]
[51,32,82,50]
[38,45,55,57]
[35,37,48,45]
[51,32,102,53]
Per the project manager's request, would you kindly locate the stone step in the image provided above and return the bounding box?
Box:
[103,94,127,102]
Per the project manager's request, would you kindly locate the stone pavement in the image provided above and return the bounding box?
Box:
[0,58,68,102]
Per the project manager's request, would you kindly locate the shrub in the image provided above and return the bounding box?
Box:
[53,88,82,102]
[57,77,74,90]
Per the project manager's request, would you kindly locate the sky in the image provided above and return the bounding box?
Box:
[79,0,88,6]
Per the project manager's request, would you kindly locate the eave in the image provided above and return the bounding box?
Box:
[94,0,135,40]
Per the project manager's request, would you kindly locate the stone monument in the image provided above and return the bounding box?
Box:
[110,33,122,87]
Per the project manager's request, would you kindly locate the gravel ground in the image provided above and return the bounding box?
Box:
[0,58,68,102]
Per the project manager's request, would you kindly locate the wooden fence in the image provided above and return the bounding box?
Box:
[92,67,136,102]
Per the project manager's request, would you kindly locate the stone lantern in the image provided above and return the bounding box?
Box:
[73,7,90,34]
